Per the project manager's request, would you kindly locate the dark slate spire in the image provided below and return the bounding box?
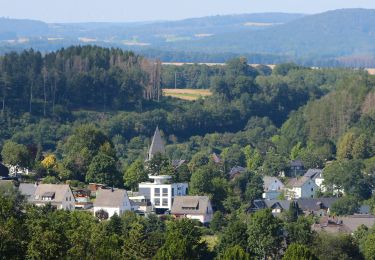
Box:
[148,127,165,160]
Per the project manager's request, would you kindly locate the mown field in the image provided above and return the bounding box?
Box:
[162,88,212,100]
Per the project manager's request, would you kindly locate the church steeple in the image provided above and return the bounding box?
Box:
[147,127,165,160]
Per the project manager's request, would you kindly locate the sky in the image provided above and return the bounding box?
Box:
[1,0,375,23]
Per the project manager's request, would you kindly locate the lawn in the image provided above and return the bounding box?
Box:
[162,88,212,101]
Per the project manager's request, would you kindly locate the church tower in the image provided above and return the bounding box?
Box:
[147,127,165,161]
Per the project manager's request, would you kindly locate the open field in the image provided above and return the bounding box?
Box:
[163,88,212,100]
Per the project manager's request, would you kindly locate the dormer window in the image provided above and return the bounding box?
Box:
[41,192,55,201]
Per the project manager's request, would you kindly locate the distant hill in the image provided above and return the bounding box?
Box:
[171,9,375,57]
[3,9,375,66]
[0,18,49,39]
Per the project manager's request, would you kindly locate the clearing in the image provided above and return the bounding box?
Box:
[162,88,212,100]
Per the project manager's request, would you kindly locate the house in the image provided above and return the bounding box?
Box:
[228,166,246,179]
[93,188,131,219]
[19,183,38,202]
[7,164,32,177]
[171,196,213,224]
[249,197,338,217]
[73,189,93,209]
[312,215,375,234]
[88,183,106,196]
[262,176,284,200]
[304,169,325,191]
[297,197,338,216]
[138,175,188,214]
[285,171,320,199]
[33,184,75,210]
[211,153,222,164]
[147,127,165,161]
[289,159,304,177]
[129,196,152,214]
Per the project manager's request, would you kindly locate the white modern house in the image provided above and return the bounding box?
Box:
[138,175,188,213]
[32,184,75,210]
[262,176,285,200]
[171,196,213,224]
[93,188,131,219]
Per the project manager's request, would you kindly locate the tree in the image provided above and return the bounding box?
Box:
[285,201,302,222]
[324,160,372,200]
[337,132,356,160]
[352,134,371,159]
[122,221,152,259]
[285,217,314,246]
[218,245,251,260]
[124,159,148,191]
[86,152,122,187]
[145,152,173,176]
[312,233,361,260]
[210,211,225,232]
[283,243,317,260]
[247,209,283,259]
[363,233,375,260]
[155,219,209,260]
[217,219,248,254]
[1,141,31,168]
[331,196,360,216]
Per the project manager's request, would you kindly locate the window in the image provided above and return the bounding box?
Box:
[154,198,160,206]
[162,188,168,196]
[162,198,168,206]
[155,188,160,196]
[172,188,174,196]
[311,188,314,192]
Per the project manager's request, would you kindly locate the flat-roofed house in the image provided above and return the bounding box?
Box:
[171,196,213,224]
[33,184,75,210]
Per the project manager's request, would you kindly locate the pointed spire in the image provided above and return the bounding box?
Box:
[148,126,165,160]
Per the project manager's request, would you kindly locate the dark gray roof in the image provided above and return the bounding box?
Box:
[171,196,211,215]
[297,197,338,211]
[148,127,165,159]
[251,197,338,212]
[229,166,246,179]
[94,188,129,208]
[304,169,323,179]
[290,159,304,167]
[264,200,291,210]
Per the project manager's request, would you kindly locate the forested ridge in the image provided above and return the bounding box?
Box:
[1,46,375,259]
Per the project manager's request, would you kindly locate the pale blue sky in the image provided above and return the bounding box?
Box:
[1,0,375,23]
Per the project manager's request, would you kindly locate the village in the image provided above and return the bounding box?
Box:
[1,126,373,236]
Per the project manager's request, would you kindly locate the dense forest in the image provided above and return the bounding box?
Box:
[1,46,375,259]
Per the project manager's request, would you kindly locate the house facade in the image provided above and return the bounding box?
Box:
[32,184,75,210]
[93,188,131,219]
[138,175,188,213]
[262,176,285,200]
[286,176,319,199]
[171,196,213,224]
